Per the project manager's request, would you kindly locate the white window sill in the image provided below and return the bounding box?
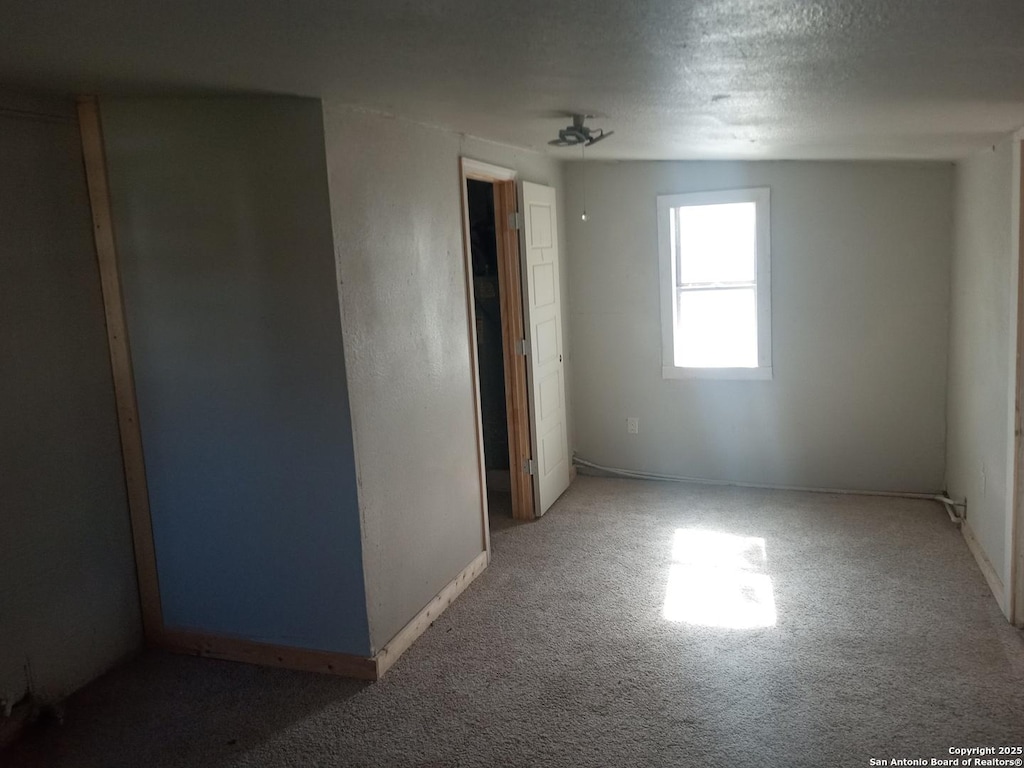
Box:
[663,365,773,381]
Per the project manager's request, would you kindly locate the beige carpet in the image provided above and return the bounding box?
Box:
[8,476,1024,767]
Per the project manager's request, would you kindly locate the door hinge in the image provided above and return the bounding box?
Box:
[515,338,530,356]
[523,458,537,476]
[508,211,523,230]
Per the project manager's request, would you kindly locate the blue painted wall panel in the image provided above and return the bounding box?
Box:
[103,96,370,656]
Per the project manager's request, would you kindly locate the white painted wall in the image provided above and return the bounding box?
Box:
[321,104,569,651]
[565,161,953,493]
[946,137,1017,606]
[0,92,140,707]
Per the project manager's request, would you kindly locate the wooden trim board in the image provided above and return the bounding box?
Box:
[493,179,535,521]
[459,158,535,522]
[77,95,164,640]
[962,520,1006,614]
[373,550,488,678]
[157,549,488,681]
[159,630,379,680]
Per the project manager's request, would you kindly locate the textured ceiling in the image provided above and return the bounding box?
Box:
[4,1,1024,159]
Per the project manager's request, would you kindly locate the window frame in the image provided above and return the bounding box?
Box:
[657,187,772,380]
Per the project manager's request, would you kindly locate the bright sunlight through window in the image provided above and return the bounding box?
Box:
[662,529,777,629]
[657,188,771,380]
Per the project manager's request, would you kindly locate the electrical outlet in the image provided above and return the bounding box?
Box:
[627,417,639,434]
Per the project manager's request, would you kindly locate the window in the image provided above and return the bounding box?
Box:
[657,187,772,379]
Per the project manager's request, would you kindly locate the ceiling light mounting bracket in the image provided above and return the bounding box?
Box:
[548,113,614,148]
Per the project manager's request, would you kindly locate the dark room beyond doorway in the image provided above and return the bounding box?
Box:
[467,178,512,521]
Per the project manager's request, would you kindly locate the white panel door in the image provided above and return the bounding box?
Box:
[520,181,570,515]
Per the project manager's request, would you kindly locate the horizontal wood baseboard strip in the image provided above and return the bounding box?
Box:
[158,629,379,681]
[155,550,489,681]
[373,550,489,678]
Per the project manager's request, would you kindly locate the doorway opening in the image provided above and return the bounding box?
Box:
[460,160,535,529]
[467,179,512,523]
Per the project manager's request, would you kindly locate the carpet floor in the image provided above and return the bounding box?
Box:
[8,476,1024,768]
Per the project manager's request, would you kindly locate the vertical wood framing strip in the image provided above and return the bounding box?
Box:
[493,180,535,521]
[76,96,164,639]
